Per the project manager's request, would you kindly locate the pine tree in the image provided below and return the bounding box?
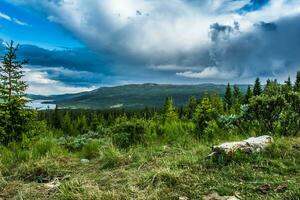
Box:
[163,96,178,122]
[185,96,197,119]
[253,77,262,96]
[244,85,253,104]
[224,83,232,111]
[282,76,293,94]
[294,71,300,92]
[193,96,214,135]
[233,85,243,104]
[0,41,33,144]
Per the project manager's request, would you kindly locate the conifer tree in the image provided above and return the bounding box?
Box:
[224,83,232,111]
[233,85,243,104]
[185,96,197,119]
[294,71,300,92]
[0,41,33,144]
[163,96,178,122]
[253,77,262,96]
[244,85,253,104]
[282,76,293,93]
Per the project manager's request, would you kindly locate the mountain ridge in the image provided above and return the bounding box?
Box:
[28,83,250,109]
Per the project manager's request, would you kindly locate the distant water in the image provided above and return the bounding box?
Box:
[27,100,56,110]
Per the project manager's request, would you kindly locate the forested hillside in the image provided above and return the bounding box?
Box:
[29,83,249,109]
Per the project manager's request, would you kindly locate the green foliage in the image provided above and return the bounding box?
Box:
[248,94,286,132]
[244,85,253,104]
[157,121,195,145]
[185,96,197,119]
[193,96,217,137]
[99,145,124,169]
[253,77,262,96]
[0,41,35,145]
[264,79,281,96]
[112,119,147,148]
[81,139,101,159]
[224,83,232,111]
[163,96,178,122]
[57,130,111,150]
[294,70,300,92]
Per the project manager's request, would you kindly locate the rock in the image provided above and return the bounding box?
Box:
[208,135,273,156]
[203,193,240,200]
[179,196,188,200]
[80,159,90,164]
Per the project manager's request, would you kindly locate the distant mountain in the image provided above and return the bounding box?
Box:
[28,83,250,109]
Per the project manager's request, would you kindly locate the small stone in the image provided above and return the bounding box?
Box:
[203,193,240,200]
[80,159,90,164]
[179,196,188,200]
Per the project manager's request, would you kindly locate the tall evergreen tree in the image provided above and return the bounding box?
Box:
[294,71,300,92]
[233,85,243,104]
[282,76,293,94]
[163,96,178,122]
[224,83,232,111]
[253,77,262,96]
[185,96,197,119]
[244,85,253,104]
[0,41,33,144]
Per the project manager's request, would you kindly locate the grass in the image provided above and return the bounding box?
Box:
[0,136,299,199]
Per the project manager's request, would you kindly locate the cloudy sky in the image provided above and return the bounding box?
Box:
[0,0,299,94]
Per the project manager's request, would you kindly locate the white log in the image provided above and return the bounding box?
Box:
[210,135,274,156]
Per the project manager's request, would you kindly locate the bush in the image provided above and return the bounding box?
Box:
[31,136,65,159]
[81,140,101,159]
[99,145,125,169]
[157,121,195,145]
[112,119,146,149]
[275,109,300,136]
[57,131,105,150]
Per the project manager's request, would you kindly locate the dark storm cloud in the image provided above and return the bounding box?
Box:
[208,14,300,79]
[17,45,113,74]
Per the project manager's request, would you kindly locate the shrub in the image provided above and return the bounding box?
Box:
[81,140,101,159]
[112,119,146,149]
[31,136,65,159]
[99,145,125,169]
[157,121,195,145]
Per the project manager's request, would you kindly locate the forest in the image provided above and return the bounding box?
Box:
[0,42,300,199]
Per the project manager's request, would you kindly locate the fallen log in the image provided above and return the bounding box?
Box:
[208,135,274,157]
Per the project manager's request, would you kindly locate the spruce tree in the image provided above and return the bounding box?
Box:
[0,41,33,144]
[253,77,262,96]
[233,85,242,104]
[244,85,253,104]
[163,96,178,122]
[224,83,232,111]
[185,96,197,119]
[295,71,300,92]
[282,76,293,93]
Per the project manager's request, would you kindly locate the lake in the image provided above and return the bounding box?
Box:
[27,100,56,110]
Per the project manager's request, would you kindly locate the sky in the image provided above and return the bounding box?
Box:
[0,0,300,95]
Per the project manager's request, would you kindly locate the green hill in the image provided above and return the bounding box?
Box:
[43,83,249,109]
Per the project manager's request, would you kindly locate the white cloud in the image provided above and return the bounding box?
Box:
[149,64,198,71]
[176,67,236,79]
[13,18,29,26]
[0,11,29,26]
[0,12,12,21]
[23,68,97,95]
